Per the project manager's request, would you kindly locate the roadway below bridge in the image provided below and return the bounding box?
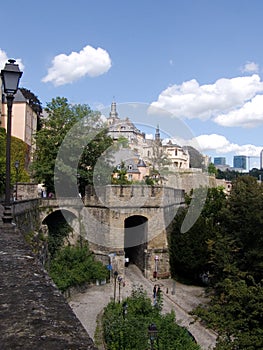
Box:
[69,264,217,350]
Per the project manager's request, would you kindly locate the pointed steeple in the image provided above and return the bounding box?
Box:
[109,100,119,120]
[155,124,160,142]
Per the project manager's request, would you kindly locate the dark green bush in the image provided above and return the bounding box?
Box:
[49,243,108,292]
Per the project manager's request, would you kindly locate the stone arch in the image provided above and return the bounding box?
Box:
[40,206,80,225]
[124,215,148,272]
[42,209,81,255]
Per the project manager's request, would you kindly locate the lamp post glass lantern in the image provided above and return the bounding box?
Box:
[113,271,118,302]
[1,59,23,224]
[154,255,159,280]
[118,275,123,303]
[122,301,128,319]
[148,323,158,350]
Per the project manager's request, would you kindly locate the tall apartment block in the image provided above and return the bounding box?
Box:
[233,155,247,170]
[214,157,226,166]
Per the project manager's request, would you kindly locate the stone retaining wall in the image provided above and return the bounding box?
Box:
[0,224,97,349]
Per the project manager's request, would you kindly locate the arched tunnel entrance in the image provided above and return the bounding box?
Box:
[124,215,148,272]
[43,209,77,258]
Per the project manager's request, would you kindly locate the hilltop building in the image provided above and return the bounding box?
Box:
[106,102,190,178]
[260,149,263,169]
[162,140,189,169]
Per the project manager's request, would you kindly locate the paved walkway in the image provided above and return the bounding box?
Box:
[69,264,217,350]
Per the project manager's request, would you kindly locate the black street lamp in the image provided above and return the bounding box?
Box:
[1,59,23,224]
[14,160,19,200]
[154,255,159,280]
[113,271,118,302]
[148,323,158,350]
[122,301,128,319]
[118,275,123,303]
[77,173,80,195]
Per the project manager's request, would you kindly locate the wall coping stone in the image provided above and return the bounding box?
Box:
[0,224,97,350]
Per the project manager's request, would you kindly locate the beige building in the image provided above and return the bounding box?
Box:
[106,102,190,174]
[112,155,150,183]
[1,89,38,157]
[162,140,189,169]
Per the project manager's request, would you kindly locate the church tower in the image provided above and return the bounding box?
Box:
[109,101,119,121]
[155,124,161,145]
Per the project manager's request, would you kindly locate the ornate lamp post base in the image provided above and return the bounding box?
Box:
[2,206,13,224]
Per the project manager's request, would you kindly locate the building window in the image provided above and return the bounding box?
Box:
[128,164,133,170]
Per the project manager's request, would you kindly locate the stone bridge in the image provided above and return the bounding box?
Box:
[43,185,185,276]
[11,185,185,277]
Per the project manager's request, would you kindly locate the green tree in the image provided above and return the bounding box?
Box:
[194,278,263,349]
[49,242,108,292]
[0,127,30,195]
[111,161,131,185]
[149,141,171,172]
[193,176,263,349]
[79,128,113,192]
[221,176,263,282]
[169,187,226,283]
[102,286,200,350]
[216,168,241,180]
[32,97,112,193]
[249,167,263,180]
[208,162,218,176]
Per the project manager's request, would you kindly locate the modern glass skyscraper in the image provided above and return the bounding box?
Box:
[233,155,247,170]
[214,157,226,166]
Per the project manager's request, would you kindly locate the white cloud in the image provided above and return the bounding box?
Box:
[42,45,111,86]
[0,49,8,69]
[241,61,259,73]
[0,48,24,71]
[194,133,262,156]
[150,75,263,124]
[214,94,263,127]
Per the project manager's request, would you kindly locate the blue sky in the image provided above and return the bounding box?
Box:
[1,0,263,169]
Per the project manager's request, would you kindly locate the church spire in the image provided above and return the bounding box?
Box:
[109,100,119,119]
[155,124,160,142]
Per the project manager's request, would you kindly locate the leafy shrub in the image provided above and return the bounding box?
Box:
[49,243,108,292]
[102,286,200,350]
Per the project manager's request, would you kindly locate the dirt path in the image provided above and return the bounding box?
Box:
[69,265,217,350]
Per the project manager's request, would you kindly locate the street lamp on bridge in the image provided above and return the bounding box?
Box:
[14,160,19,201]
[148,323,158,350]
[113,271,118,303]
[1,59,23,224]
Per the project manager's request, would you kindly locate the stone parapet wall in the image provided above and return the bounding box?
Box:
[17,182,38,200]
[0,225,97,349]
[167,172,217,194]
[84,185,184,208]
[12,198,41,235]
